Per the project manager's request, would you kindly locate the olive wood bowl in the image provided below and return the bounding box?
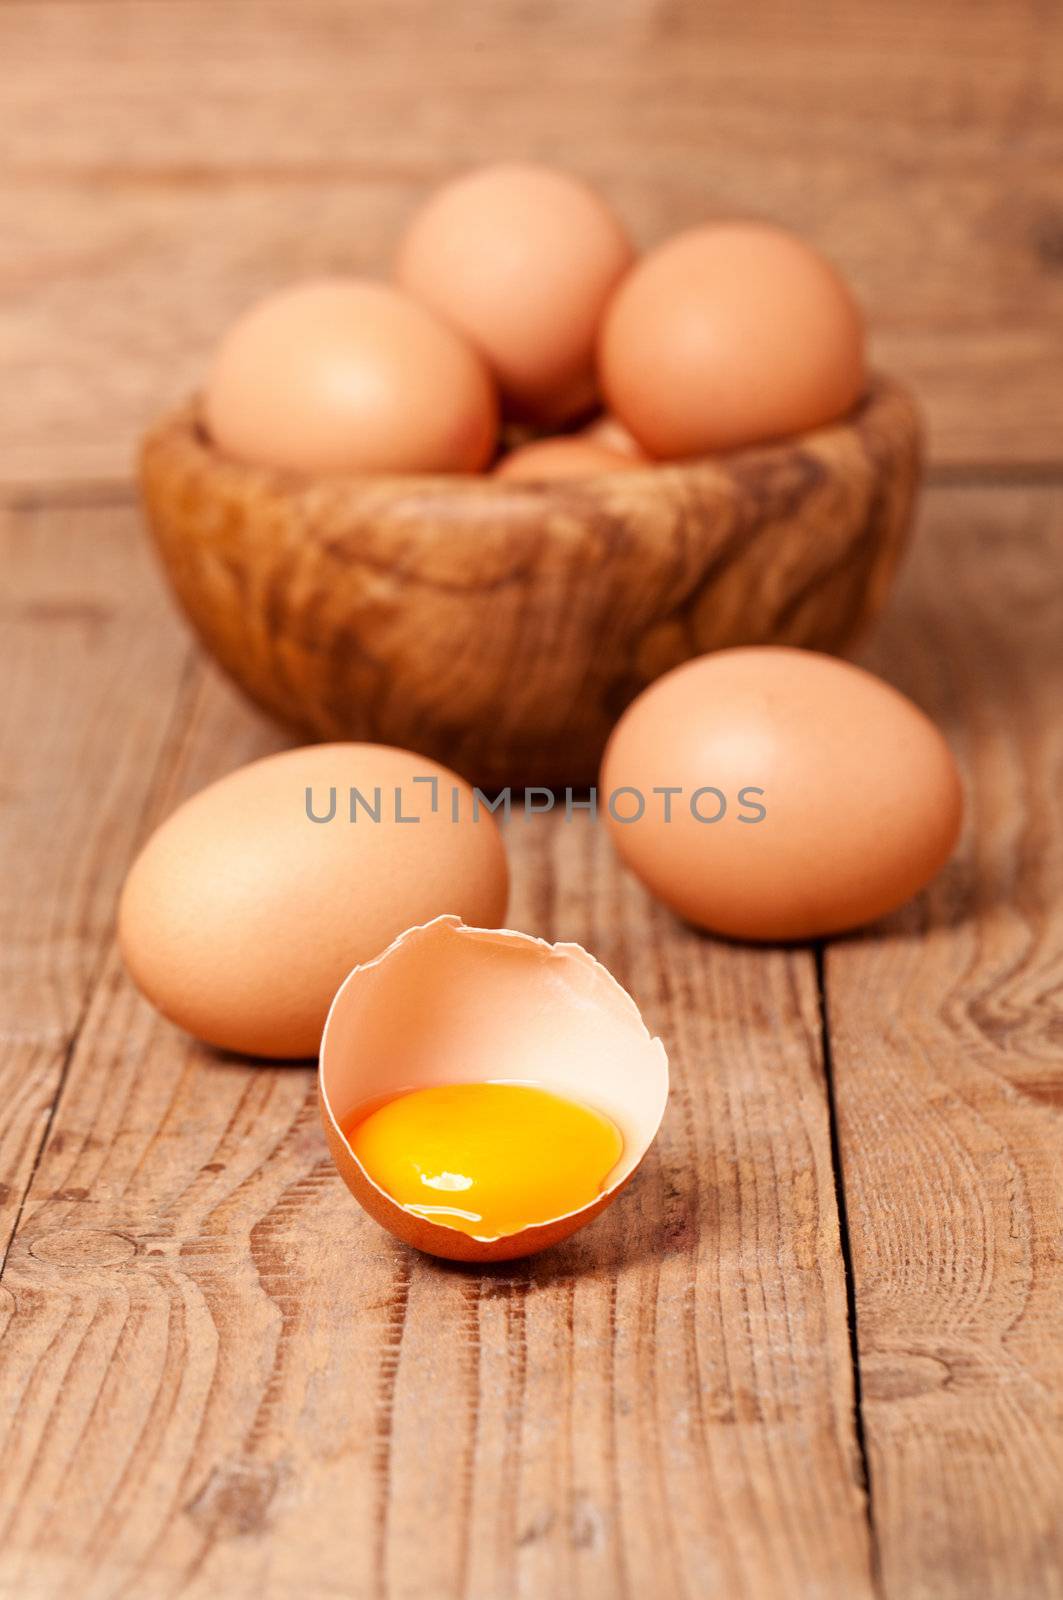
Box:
[139,375,921,788]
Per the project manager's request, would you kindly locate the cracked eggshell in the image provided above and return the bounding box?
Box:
[319,915,669,1263]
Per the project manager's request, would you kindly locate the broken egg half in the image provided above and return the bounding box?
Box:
[319,916,669,1263]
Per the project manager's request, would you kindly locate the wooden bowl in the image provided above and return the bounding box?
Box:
[139,376,921,788]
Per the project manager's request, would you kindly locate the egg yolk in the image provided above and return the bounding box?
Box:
[347,1082,624,1238]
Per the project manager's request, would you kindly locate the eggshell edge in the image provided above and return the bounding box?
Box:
[318,914,669,1263]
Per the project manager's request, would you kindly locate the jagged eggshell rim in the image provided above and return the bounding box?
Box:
[318,914,669,1262]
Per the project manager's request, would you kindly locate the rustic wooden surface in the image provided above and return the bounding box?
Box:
[829,488,1063,1600]
[2,4,1063,1598]
[3,0,1063,485]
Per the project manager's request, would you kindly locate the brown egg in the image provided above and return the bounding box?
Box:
[118,745,509,1057]
[319,916,669,1262]
[600,648,962,941]
[495,436,642,481]
[204,278,498,475]
[396,163,633,424]
[599,223,866,458]
[580,412,648,460]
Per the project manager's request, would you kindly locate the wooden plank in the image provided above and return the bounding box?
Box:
[830,485,1063,1598]
[0,504,871,1595]
[0,495,200,1257]
[2,0,1062,484]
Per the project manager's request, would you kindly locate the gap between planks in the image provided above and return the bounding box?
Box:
[4,460,1063,516]
[815,943,882,1596]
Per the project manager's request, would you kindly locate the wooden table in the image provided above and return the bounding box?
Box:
[2,4,1061,1597]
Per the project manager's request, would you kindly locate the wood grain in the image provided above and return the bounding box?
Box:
[3,5,1063,1582]
[1,0,1062,486]
[138,378,919,787]
[0,498,194,1258]
[2,488,1062,1596]
[0,501,873,1598]
[830,486,1063,1598]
